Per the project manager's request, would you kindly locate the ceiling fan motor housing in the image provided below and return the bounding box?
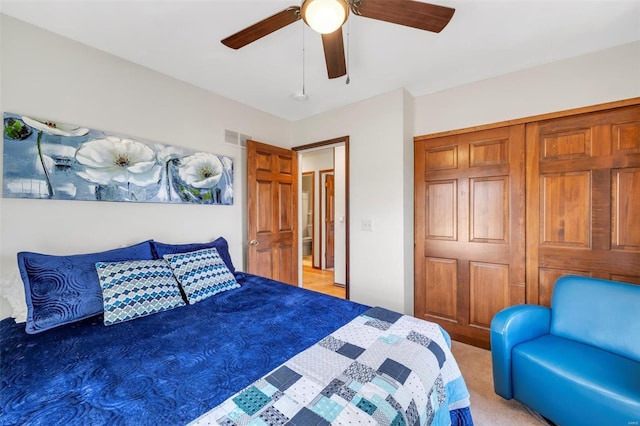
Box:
[301,0,349,34]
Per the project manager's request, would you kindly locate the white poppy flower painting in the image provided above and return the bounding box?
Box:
[2,112,233,205]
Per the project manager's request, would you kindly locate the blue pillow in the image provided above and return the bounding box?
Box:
[17,240,155,334]
[95,259,186,326]
[151,237,235,273]
[163,247,240,304]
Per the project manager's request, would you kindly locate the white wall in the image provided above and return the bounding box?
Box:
[401,90,414,315]
[413,41,640,135]
[291,89,414,314]
[0,15,291,320]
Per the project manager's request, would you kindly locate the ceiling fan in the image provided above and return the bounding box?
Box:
[221,0,455,79]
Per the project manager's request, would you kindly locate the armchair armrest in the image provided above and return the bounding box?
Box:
[490,304,551,399]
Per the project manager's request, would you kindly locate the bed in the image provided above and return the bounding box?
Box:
[0,238,473,425]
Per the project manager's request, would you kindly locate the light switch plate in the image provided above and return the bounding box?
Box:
[362,219,373,231]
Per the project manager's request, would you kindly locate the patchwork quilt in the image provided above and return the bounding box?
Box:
[192,307,471,426]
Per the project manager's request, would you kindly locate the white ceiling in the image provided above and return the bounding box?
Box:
[2,0,640,121]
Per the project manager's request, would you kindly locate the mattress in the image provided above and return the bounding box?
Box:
[0,273,472,425]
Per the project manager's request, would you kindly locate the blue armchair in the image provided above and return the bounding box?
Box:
[491,276,640,426]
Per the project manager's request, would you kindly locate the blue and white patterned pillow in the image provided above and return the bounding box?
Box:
[95,259,186,326]
[163,247,240,304]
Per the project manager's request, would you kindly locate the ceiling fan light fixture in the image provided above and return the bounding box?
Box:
[301,0,349,34]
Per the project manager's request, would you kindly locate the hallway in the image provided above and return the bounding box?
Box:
[302,256,345,299]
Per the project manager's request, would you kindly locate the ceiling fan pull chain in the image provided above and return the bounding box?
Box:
[349,0,362,16]
[302,22,307,95]
[345,18,351,85]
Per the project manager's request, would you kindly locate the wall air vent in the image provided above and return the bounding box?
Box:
[225,129,251,148]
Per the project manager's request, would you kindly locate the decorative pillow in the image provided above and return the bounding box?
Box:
[95,259,186,326]
[17,240,155,334]
[163,247,240,304]
[151,237,235,274]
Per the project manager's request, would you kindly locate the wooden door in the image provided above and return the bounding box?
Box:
[325,174,335,269]
[526,105,640,305]
[247,140,298,285]
[414,125,526,348]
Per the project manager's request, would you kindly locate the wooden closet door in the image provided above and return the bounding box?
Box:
[526,105,640,305]
[415,125,526,348]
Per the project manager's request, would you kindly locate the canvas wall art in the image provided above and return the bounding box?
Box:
[2,113,233,205]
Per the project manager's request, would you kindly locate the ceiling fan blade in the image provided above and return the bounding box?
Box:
[355,0,455,33]
[222,6,301,49]
[322,29,347,79]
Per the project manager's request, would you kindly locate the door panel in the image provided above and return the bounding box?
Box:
[278,182,294,231]
[256,181,273,233]
[470,177,508,242]
[426,181,457,240]
[424,257,457,320]
[278,243,295,284]
[612,168,640,250]
[526,106,640,303]
[415,125,526,348]
[469,138,508,166]
[247,140,298,285]
[426,145,458,170]
[255,247,274,278]
[613,121,640,153]
[540,172,591,247]
[469,262,509,329]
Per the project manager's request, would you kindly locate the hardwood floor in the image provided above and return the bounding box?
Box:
[302,256,345,299]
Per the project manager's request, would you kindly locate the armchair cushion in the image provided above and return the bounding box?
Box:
[513,335,640,426]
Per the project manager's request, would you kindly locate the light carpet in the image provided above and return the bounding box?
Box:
[450,340,549,426]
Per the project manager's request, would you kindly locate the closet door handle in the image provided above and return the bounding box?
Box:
[249,240,259,246]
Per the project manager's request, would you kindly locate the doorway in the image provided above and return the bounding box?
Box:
[293,137,349,299]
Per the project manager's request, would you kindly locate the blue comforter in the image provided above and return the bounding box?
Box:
[0,274,472,425]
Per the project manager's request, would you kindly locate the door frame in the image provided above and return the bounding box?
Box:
[293,136,350,298]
